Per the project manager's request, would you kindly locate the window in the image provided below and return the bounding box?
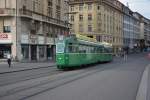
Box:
[88,4,92,10]
[97,5,100,10]
[79,4,83,11]
[79,15,83,21]
[48,0,52,6]
[98,23,102,32]
[88,25,92,32]
[57,0,61,5]
[79,24,83,32]
[3,26,11,33]
[88,14,92,21]
[71,6,74,11]
[98,13,101,20]
[66,44,78,53]
[21,45,29,59]
[39,46,45,58]
[47,7,52,17]
[71,15,74,21]
[56,11,61,19]
[56,43,65,53]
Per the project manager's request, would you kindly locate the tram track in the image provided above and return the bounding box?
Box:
[0,66,63,87]
[0,61,123,100]
[21,66,109,100]
[21,55,149,100]
[0,69,63,87]
[0,53,147,100]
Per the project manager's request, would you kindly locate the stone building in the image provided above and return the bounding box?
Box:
[68,0,124,54]
[0,0,69,61]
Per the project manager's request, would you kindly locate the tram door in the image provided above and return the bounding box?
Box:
[31,45,37,60]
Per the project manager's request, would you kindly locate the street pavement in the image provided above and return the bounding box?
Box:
[0,61,56,74]
[0,53,150,100]
[27,53,150,100]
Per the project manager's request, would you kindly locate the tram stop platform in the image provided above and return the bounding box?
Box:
[0,61,56,74]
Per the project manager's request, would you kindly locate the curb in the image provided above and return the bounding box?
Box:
[136,64,149,100]
[0,64,56,75]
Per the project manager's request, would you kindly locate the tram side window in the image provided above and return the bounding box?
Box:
[105,48,112,53]
[98,47,103,53]
[78,45,83,53]
[67,44,78,53]
[103,48,111,53]
[78,45,86,53]
[86,46,91,53]
[101,47,105,53]
[94,46,100,53]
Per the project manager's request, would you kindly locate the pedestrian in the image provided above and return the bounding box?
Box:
[123,50,127,61]
[7,53,12,68]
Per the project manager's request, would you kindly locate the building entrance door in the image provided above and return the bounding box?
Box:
[31,45,37,60]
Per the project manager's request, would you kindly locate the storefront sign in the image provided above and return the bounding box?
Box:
[0,34,8,39]
[21,34,29,44]
[46,37,54,45]
[0,33,12,43]
[30,35,37,44]
[38,36,44,44]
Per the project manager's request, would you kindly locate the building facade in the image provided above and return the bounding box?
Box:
[123,7,141,51]
[0,0,69,61]
[134,12,150,51]
[143,17,150,47]
[102,0,123,54]
[132,12,141,49]
[69,0,123,54]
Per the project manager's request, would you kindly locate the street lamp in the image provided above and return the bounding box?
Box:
[16,0,18,61]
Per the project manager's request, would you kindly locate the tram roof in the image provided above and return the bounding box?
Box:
[57,35,112,47]
[63,36,103,47]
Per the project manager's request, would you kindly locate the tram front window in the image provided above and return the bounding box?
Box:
[56,43,65,53]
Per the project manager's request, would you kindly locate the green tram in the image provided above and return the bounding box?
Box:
[56,35,113,69]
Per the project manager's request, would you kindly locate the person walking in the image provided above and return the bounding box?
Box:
[123,49,127,61]
[7,53,12,68]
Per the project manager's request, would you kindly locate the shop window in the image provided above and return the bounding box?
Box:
[21,45,29,59]
[3,26,11,33]
[39,46,45,58]
[0,45,11,59]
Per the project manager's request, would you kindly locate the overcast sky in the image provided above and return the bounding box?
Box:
[119,0,150,19]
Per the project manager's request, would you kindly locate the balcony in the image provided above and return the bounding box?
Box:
[0,8,15,16]
[69,0,95,4]
[19,9,68,28]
